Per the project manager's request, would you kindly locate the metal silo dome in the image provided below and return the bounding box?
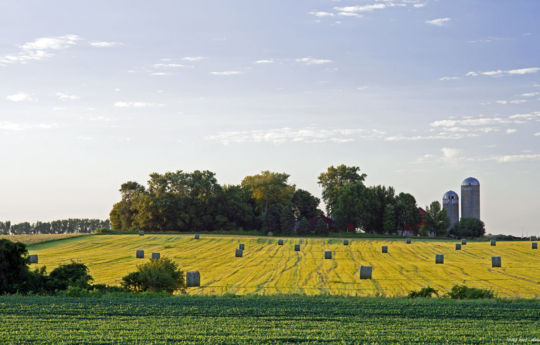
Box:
[461,177,480,186]
[443,190,459,200]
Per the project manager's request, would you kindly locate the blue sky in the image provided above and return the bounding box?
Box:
[1,0,539,236]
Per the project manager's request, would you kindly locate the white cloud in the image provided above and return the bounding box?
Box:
[441,147,459,160]
[506,128,517,134]
[413,3,425,8]
[534,132,540,136]
[153,63,184,68]
[89,41,121,48]
[466,67,540,77]
[491,154,540,163]
[309,11,335,17]
[255,59,275,64]
[210,70,242,76]
[335,4,386,13]
[430,117,510,127]
[496,99,527,105]
[296,57,333,65]
[207,128,384,145]
[114,101,164,108]
[520,92,540,97]
[6,92,34,102]
[182,56,205,62]
[440,76,460,81]
[425,17,451,26]
[56,92,79,101]
[0,121,58,131]
[1,34,81,66]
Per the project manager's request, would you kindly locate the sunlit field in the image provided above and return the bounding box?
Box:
[27,234,539,298]
[0,233,88,245]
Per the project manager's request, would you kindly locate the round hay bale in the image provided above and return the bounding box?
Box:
[360,265,372,279]
[532,242,537,250]
[343,240,349,246]
[239,243,245,250]
[186,271,200,287]
[151,252,160,260]
[139,230,144,236]
[235,249,243,257]
[381,246,388,253]
[461,239,467,245]
[29,254,38,264]
[136,250,144,259]
[491,256,501,268]
[491,239,496,246]
[455,243,461,250]
[294,244,300,252]
[194,234,200,239]
[325,251,332,259]
[278,239,284,245]
[406,238,411,244]
[435,254,444,264]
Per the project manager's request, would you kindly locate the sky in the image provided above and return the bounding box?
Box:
[1,0,539,236]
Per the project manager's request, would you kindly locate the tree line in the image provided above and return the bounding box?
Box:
[0,219,110,235]
[110,164,478,236]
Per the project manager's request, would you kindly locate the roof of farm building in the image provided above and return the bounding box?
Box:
[443,191,459,200]
[461,177,480,186]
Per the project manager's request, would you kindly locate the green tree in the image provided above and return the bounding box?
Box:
[121,258,185,294]
[383,204,396,233]
[450,218,485,238]
[241,171,295,213]
[421,201,450,236]
[333,182,368,230]
[314,218,329,235]
[0,239,30,294]
[280,205,296,234]
[292,189,320,220]
[296,217,312,235]
[318,164,367,214]
[395,193,421,234]
[262,204,282,234]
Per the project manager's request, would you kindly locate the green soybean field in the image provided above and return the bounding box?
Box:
[0,295,538,344]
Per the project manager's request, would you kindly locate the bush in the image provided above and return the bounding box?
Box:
[408,286,439,298]
[48,262,94,291]
[122,258,185,294]
[447,285,494,299]
[450,218,485,238]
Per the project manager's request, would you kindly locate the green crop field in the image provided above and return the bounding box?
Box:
[26,234,540,298]
[0,295,538,344]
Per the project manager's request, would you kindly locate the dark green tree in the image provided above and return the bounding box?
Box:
[292,189,320,220]
[318,164,367,214]
[262,204,282,234]
[0,239,30,294]
[450,218,485,238]
[314,219,329,235]
[383,204,396,233]
[280,205,296,234]
[296,217,312,235]
[421,201,450,236]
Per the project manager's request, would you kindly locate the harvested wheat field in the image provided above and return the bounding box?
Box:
[27,234,540,297]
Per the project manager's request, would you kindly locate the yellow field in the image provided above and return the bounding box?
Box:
[27,234,540,298]
[0,234,87,245]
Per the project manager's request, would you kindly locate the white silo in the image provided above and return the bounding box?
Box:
[442,191,459,229]
[461,177,480,220]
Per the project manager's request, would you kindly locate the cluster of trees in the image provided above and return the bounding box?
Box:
[110,165,426,235]
[109,164,486,237]
[110,170,323,234]
[0,238,185,295]
[0,219,110,235]
[319,165,422,234]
